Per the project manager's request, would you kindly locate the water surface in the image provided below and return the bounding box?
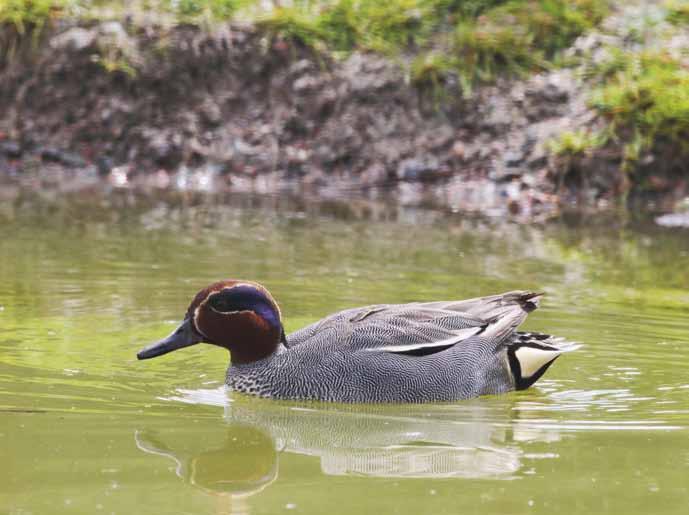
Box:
[2,193,689,514]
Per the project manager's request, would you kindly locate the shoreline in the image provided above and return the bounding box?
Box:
[2,3,689,219]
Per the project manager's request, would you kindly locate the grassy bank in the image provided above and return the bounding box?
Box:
[4,0,689,203]
[253,0,608,93]
[2,0,608,88]
[546,1,689,194]
[591,51,689,166]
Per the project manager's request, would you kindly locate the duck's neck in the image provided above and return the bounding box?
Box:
[229,337,287,366]
[230,344,287,369]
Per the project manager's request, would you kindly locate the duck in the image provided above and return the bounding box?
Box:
[137,280,578,403]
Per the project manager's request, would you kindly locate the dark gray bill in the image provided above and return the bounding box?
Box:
[137,318,203,360]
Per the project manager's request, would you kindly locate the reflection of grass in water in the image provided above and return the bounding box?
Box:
[540,223,689,317]
[0,309,230,416]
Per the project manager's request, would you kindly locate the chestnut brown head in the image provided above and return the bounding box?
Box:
[137,280,286,365]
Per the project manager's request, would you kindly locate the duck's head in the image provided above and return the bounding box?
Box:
[137,280,286,365]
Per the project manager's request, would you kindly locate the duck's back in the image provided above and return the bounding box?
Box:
[227,291,574,403]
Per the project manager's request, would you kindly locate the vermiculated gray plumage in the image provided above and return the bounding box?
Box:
[227,290,576,403]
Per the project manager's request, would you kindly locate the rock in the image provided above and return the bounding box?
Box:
[199,98,222,126]
[504,149,525,168]
[541,78,569,103]
[490,164,523,182]
[315,87,337,115]
[285,145,310,163]
[427,126,454,149]
[0,141,22,159]
[96,21,141,70]
[98,21,129,42]
[147,135,182,168]
[40,147,86,168]
[656,213,689,228]
[289,59,315,77]
[360,162,388,186]
[96,156,115,176]
[397,157,440,182]
[527,144,549,169]
[109,165,130,187]
[480,96,513,130]
[50,27,96,51]
[342,53,401,98]
[314,144,334,163]
[234,138,260,156]
[451,141,466,160]
[293,75,324,93]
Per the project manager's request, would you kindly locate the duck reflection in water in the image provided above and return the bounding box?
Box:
[135,424,277,515]
[136,391,564,512]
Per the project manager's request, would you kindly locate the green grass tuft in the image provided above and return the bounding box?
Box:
[0,0,71,33]
[590,51,689,163]
[452,0,608,89]
[255,0,439,54]
[548,129,607,157]
[410,51,455,87]
[253,0,609,97]
[666,0,689,25]
[254,6,327,48]
[171,0,240,19]
[1,1,610,92]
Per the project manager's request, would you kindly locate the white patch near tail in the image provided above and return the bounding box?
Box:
[508,332,581,390]
[515,346,564,378]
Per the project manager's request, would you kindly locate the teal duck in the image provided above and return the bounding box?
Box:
[137,280,577,403]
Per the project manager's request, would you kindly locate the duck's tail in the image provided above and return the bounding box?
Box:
[506,331,580,390]
[426,291,579,390]
[461,291,543,343]
[423,290,542,319]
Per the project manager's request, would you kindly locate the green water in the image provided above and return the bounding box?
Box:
[2,193,689,514]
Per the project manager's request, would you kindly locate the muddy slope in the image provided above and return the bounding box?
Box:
[0,21,623,216]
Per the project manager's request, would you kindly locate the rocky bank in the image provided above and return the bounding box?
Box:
[0,7,687,219]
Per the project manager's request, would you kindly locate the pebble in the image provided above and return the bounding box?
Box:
[40,147,86,168]
[0,141,21,158]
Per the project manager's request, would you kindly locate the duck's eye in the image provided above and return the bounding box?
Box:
[207,290,245,314]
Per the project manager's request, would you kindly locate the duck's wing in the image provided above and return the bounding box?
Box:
[287,291,542,356]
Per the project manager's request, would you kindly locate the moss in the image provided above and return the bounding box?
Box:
[253,0,609,100]
[453,17,539,91]
[0,0,247,32]
[0,0,70,33]
[410,51,455,87]
[171,0,240,19]
[2,1,609,93]
[95,54,138,77]
[321,0,429,53]
[590,51,689,165]
[548,129,607,157]
[254,7,327,48]
[410,51,458,107]
[666,0,689,25]
[452,0,608,89]
[255,0,439,54]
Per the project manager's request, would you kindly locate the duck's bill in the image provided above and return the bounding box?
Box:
[137,318,203,360]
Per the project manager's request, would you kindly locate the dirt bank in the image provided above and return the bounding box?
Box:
[0,15,686,218]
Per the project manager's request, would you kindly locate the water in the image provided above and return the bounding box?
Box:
[2,192,689,514]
